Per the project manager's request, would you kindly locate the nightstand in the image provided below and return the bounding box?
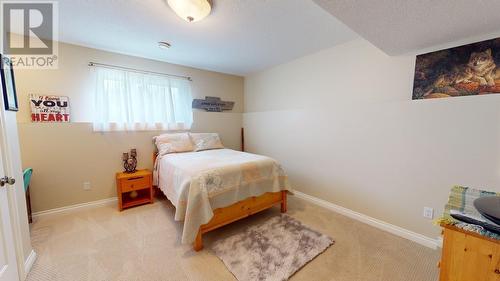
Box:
[116,169,153,211]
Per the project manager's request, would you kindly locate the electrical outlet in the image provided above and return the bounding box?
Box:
[423,207,434,219]
[83,181,91,191]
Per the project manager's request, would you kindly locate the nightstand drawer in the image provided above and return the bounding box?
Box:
[121,176,149,192]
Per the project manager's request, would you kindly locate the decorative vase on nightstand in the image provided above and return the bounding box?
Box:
[122,149,137,173]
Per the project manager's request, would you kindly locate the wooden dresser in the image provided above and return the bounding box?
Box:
[116,169,153,211]
[439,224,500,281]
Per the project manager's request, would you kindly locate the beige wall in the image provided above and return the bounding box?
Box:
[244,38,500,240]
[16,40,244,212]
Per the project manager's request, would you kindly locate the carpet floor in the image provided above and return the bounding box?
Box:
[26,195,440,281]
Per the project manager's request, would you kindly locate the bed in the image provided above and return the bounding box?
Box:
[153,148,291,251]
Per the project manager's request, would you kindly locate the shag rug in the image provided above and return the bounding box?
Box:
[211,214,334,281]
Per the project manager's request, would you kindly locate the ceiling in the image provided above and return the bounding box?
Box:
[313,0,500,55]
[55,0,357,76]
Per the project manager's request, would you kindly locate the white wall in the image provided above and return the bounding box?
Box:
[15,39,244,212]
[244,38,500,239]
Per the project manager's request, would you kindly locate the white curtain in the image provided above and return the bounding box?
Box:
[93,67,193,131]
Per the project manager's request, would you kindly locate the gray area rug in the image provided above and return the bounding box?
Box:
[211,214,334,281]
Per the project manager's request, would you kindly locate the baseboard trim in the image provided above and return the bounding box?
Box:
[32,197,118,218]
[30,193,442,249]
[24,249,37,275]
[292,191,441,249]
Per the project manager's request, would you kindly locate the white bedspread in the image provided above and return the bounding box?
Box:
[154,149,291,244]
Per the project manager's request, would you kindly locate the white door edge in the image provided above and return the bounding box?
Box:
[0,90,26,280]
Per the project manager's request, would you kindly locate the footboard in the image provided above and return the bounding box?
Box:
[194,190,287,251]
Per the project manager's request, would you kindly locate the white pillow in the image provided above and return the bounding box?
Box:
[189,133,224,152]
[154,133,194,155]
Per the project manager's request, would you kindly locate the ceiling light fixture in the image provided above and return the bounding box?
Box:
[158,41,171,49]
[167,0,211,23]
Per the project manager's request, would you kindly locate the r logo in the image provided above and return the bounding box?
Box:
[2,2,54,54]
[0,1,58,68]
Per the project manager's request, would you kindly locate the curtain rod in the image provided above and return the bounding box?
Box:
[88,62,192,81]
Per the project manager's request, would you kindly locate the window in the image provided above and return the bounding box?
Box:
[93,67,193,131]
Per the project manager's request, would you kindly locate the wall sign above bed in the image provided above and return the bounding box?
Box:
[412,37,500,100]
[192,96,234,112]
[30,94,70,122]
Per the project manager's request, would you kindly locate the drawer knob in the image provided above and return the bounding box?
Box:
[495,269,500,274]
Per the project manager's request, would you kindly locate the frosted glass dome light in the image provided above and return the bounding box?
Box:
[167,0,212,23]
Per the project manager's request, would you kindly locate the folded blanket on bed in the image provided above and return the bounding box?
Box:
[437,185,499,240]
[154,149,292,244]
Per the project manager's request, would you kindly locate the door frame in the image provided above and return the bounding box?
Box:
[0,91,30,280]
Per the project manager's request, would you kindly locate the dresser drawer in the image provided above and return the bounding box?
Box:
[121,176,150,192]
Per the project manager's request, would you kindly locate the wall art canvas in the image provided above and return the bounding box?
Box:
[412,37,500,100]
[30,94,70,122]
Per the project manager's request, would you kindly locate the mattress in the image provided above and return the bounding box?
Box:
[154,148,291,244]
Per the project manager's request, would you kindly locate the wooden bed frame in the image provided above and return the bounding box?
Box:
[153,152,287,251]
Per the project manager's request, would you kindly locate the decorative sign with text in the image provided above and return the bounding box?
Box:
[30,94,70,122]
[192,96,234,112]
